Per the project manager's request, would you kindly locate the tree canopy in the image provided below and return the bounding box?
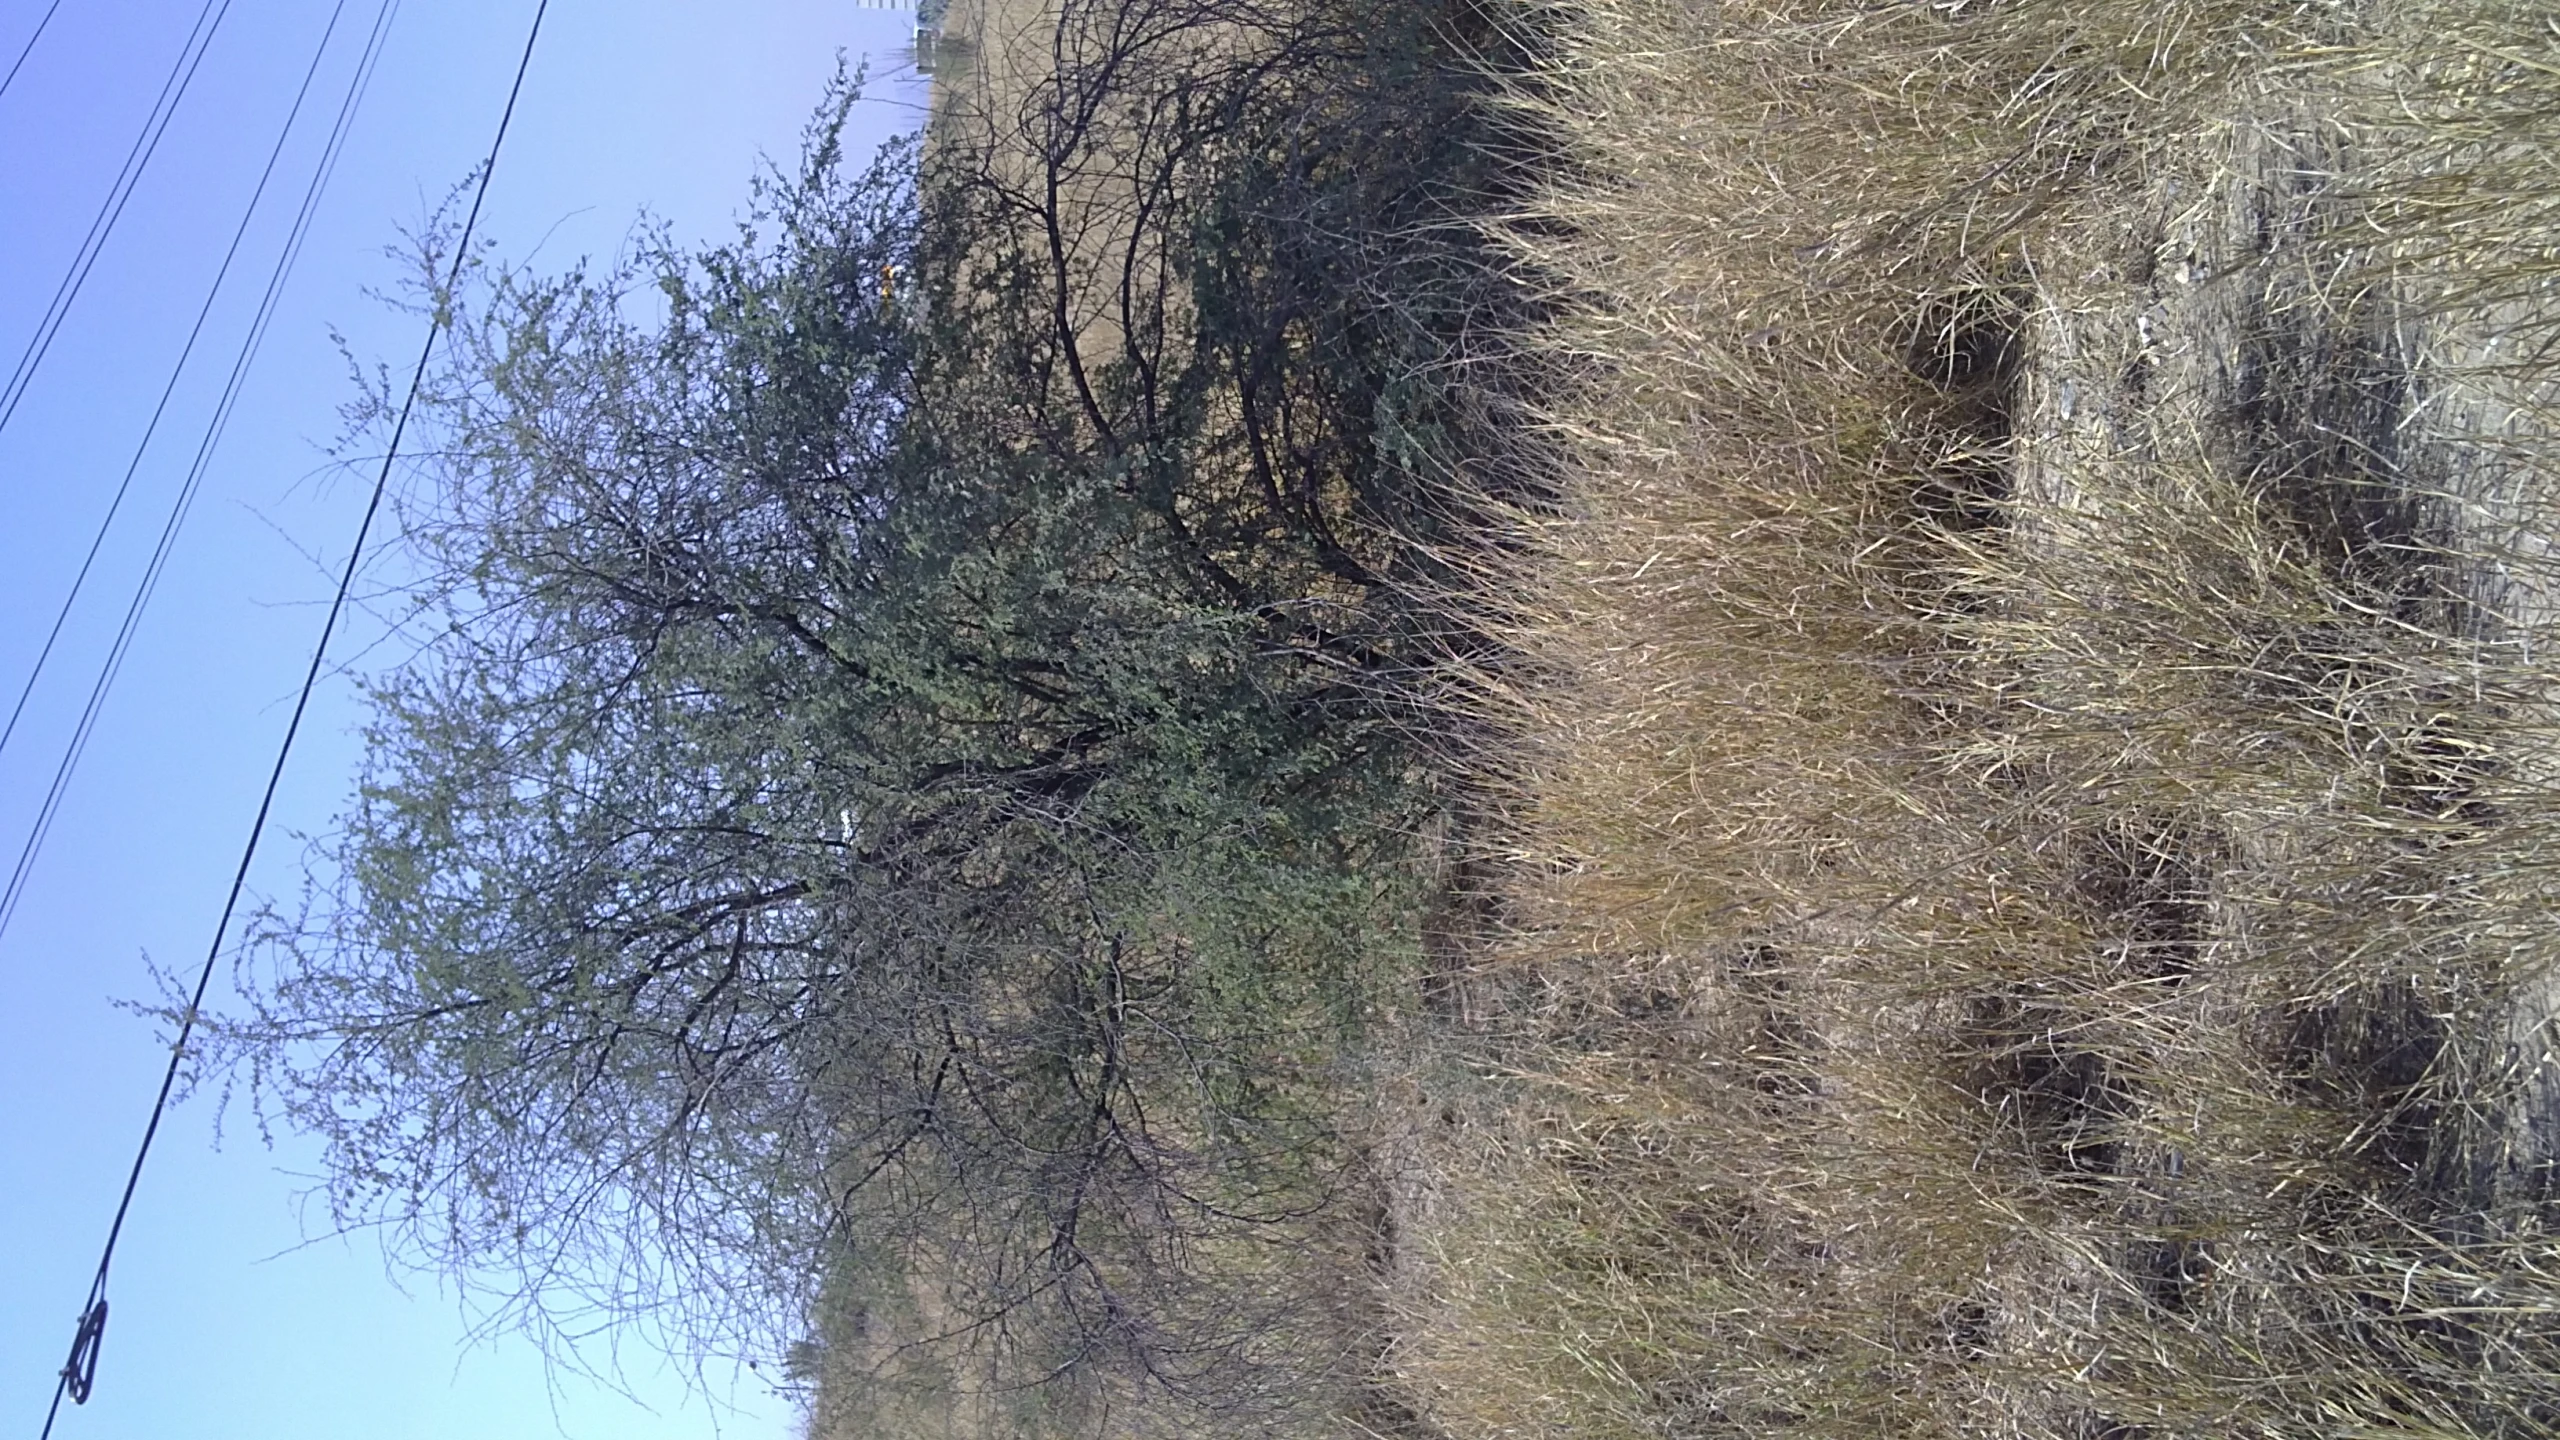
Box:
[199,0,1542,1425]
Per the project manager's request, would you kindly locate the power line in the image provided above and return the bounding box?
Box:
[0,0,67,104]
[0,0,366,805]
[36,1,550,1433]
[0,0,233,450]
[0,0,403,947]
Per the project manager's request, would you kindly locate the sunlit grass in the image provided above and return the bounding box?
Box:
[1395,1,2560,1435]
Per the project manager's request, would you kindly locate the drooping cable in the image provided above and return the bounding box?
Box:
[0,0,402,947]
[0,0,233,449]
[0,0,67,104]
[34,3,549,1434]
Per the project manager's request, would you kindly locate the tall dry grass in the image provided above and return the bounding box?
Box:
[1393,1,2560,1436]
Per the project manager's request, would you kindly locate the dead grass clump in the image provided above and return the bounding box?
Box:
[1390,0,2560,1435]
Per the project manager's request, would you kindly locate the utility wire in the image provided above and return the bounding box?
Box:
[0,0,402,947]
[0,0,361,789]
[36,2,549,1434]
[0,0,232,449]
[0,0,67,104]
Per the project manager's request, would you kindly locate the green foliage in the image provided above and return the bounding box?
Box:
[204,9,1540,1414]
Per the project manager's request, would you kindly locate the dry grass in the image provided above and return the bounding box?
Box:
[1389,1,2560,1436]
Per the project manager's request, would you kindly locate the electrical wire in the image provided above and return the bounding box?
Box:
[0,0,366,778]
[0,0,402,948]
[35,2,549,1433]
[0,0,67,104]
[0,0,233,449]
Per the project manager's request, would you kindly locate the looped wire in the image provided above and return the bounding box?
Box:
[59,1300,106,1406]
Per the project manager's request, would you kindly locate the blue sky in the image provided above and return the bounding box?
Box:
[0,3,926,1436]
